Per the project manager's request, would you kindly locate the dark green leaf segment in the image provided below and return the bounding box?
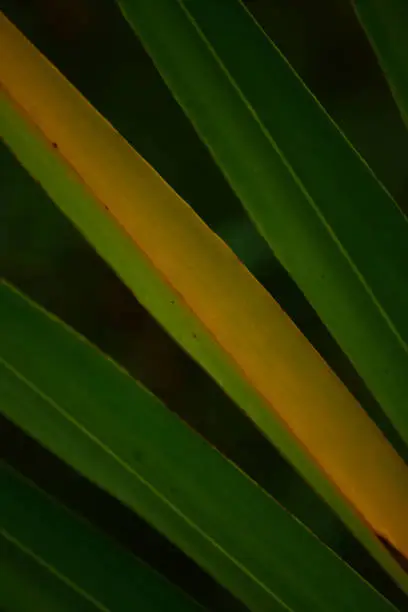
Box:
[117,0,408,446]
[354,0,408,129]
[0,283,398,611]
[0,462,201,611]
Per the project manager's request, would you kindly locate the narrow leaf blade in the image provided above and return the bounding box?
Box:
[0,282,402,611]
[1,535,99,612]
[116,0,408,449]
[353,0,408,129]
[1,12,408,590]
[0,462,201,612]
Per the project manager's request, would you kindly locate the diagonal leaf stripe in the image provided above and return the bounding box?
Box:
[116,0,408,448]
[0,282,402,612]
[1,534,102,612]
[1,463,201,611]
[1,12,408,592]
[353,0,408,130]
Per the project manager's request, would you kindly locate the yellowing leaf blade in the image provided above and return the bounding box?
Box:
[1,12,408,593]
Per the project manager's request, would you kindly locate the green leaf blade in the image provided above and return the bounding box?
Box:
[117,0,408,446]
[354,0,408,130]
[0,282,400,612]
[1,533,100,612]
[0,462,202,612]
[2,12,408,595]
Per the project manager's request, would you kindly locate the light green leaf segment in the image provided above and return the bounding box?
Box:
[3,13,408,588]
[117,0,408,446]
[0,462,201,612]
[0,282,398,612]
[353,0,408,129]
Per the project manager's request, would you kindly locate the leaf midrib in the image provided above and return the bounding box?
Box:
[1,530,110,612]
[0,354,287,608]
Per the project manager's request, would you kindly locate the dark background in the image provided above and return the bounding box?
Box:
[1,1,408,609]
